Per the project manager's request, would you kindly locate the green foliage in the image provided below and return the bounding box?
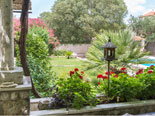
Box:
[16,29,57,97]
[66,51,72,59]
[14,18,59,55]
[98,65,155,102]
[28,26,58,55]
[53,50,67,56]
[40,0,127,44]
[98,73,143,102]
[72,92,87,109]
[129,15,155,42]
[29,26,49,45]
[86,30,149,71]
[136,66,155,99]
[55,69,97,109]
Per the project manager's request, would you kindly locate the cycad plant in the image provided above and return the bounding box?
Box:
[86,30,150,72]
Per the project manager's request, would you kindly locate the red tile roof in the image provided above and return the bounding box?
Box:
[140,11,155,18]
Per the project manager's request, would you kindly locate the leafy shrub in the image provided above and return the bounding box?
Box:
[136,65,155,99]
[14,18,60,55]
[66,51,72,59]
[53,50,67,56]
[16,32,57,97]
[97,65,155,102]
[98,71,143,102]
[51,68,97,109]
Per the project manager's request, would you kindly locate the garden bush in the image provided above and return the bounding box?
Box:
[136,65,155,99]
[14,18,59,97]
[97,66,155,102]
[14,18,60,55]
[16,29,57,97]
[51,68,97,109]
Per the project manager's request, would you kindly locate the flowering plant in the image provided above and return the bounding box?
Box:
[14,18,60,55]
[136,65,155,99]
[97,67,143,102]
[97,65,155,102]
[52,68,97,109]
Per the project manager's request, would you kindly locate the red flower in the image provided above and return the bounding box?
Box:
[103,76,108,80]
[136,69,143,75]
[98,82,101,85]
[105,72,108,75]
[150,65,154,69]
[139,69,143,73]
[136,72,139,75]
[74,68,79,72]
[110,71,114,75]
[121,67,126,71]
[79,75,83,79]
[81,71,84,74]
[105,71,114,75]
[70,71,74,76]
[148,70,153,74]
[97,74,104,78]
[114,74,118,78]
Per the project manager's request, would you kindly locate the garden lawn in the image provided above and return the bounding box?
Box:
[50,56,102,84]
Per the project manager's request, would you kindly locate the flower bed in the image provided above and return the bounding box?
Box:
[48,65,155,110]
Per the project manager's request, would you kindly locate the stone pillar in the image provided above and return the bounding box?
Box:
[0,0,32,115]
[0,0,14,70]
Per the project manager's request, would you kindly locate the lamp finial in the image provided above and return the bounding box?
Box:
[108,38,111,42]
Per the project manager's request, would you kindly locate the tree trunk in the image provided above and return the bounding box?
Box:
[19,0,41,98]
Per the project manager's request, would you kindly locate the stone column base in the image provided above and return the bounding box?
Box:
[0,67,23,85]
[0,76,31,115]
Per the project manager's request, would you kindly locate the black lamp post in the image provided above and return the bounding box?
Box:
[102,38,117,96]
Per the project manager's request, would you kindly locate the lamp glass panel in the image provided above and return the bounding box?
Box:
[108,49,111,56]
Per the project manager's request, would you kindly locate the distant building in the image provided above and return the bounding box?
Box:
[140,10,155,18]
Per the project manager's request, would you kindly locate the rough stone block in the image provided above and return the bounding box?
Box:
[0,67,23,84]
[19,91,29,99]
[2,100,29,115]
[0,92,10,101]
[38,99,51,110]
[0,102,3,114]
[10,92,18,100]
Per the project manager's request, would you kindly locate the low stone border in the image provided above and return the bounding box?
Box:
[30,100,155,115]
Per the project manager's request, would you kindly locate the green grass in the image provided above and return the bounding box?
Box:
[51,56,102,85]
[51,57,85,66]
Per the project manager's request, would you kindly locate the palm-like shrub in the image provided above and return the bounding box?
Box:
[86,30,150,71]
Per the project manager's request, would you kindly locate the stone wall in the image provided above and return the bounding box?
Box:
[30,100,155,115]
[55,44,91,58]
[145,42,155,56]
[0,90,30,115]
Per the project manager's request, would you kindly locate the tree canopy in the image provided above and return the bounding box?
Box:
[129,15,155,42]
[40,0,127,44]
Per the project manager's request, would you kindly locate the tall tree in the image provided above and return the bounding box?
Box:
[40,0,127,44]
